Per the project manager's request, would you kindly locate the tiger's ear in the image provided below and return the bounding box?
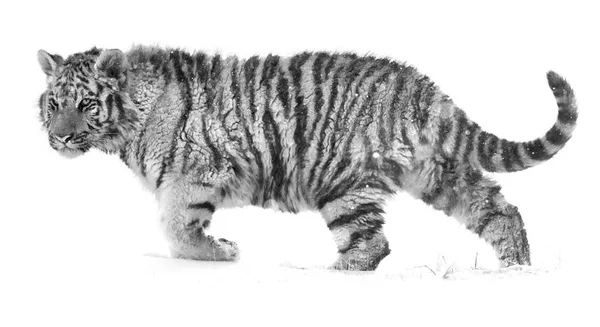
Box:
[38,50,64,76]
[95,49,128,80]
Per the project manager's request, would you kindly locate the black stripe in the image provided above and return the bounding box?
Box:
[105,94,114,120]
[323,54,337,76]
[149,51,164,74]
[178,50,195,166]
[437,117,453,148]
[155,51,192,188]
[298,54,335,197]
[75,83,91,92]
[233,58,264,204]
[306,53,330,143]
[161,54,173,86]
[260,54,283,201]
[410,79,425,129]
[502,141,524,171]
[557,109,577,125]
[202,120,222,169]
[307,64,345,189]
[388,67,409,145]
[135,124,149,178]
[180,142,193,174]
[400,122,413,150]
[327,203,384,230]
[290,52,311,170]
[545,124,569,145]
[130,58,149,177]
[477,132,495,171]
[195,52,210,84]
[377,74,391,148]
[244,56,265,203]
[119,143,128,165]
[244,56,260,122]
[524,139,552,161]
[205,54,222,112]
[179,53,194,86]
[179,51,199,177]
[96,83,104,95]
[182,51,195,77]
[452,111,468,160]
[210,54,222,81]
[187,202,216,213]
[500,140,513,171]
[189,52,208,179]
[276,68,291,118]
[377,62,400,145]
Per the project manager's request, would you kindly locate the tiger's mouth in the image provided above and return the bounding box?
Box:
[51,139,90,159]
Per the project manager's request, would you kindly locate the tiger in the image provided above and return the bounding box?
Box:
[37,45,578,271]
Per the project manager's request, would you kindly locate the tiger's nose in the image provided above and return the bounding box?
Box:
[54,133,75,144]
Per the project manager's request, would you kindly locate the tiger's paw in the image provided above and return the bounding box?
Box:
[208,236,240,262]
[171,236,240,262]
[330,235,391,271]
[497,230,531,268]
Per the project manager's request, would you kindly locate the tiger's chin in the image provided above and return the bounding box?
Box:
[56,147,88,159]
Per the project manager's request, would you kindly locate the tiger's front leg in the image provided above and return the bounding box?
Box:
[159,182,239,262]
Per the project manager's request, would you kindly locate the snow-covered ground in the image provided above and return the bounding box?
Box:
[1,0,599,325]
[3,253,596,326]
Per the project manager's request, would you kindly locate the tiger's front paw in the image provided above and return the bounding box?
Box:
[170,236,240,262]
[208,236,240,262]
[330,234,391,271]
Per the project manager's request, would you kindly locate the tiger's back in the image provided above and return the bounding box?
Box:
[122,48,439,210]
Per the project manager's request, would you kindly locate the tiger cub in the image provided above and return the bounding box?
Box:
[37,46,577,270]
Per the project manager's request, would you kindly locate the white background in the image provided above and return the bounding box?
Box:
[1,0,599,326]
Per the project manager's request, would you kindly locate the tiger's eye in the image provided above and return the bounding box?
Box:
[81,98,91,106]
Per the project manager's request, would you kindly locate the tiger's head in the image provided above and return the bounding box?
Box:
[37,48,141,158]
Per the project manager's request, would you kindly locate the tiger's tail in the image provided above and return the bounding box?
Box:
[446,71,578,173]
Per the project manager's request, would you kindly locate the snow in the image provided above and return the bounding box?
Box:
[1,0,600,326]
[3,254,596,326]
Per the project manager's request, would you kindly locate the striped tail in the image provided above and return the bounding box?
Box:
[456,71,578,173]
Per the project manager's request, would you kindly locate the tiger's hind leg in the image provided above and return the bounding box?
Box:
[159,182,239,262]
[319,188,391,271]
[409,159,531,267]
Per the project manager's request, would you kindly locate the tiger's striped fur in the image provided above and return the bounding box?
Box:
[37,45,578,270]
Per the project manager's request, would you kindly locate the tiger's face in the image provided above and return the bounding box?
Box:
[37,48,140,158]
